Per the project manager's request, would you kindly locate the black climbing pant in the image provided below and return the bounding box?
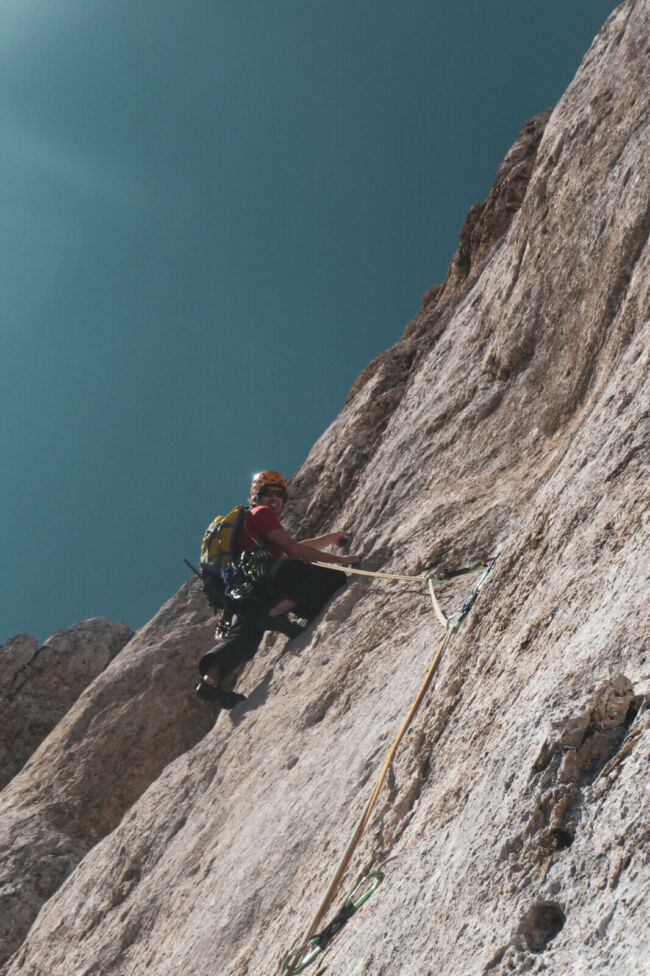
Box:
[198,560,346,682]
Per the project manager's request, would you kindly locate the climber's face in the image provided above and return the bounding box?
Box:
[259,487,285,515]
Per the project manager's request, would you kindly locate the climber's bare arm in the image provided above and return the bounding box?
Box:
[265,527,360,566]
[301,531,351,550]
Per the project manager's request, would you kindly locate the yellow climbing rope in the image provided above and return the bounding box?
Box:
[312,561,438,584]
[282,579,454,974]
[427,575,448,629]
[282,556,498,974]
[311,558,489,630]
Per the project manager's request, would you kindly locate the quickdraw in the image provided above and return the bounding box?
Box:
[281,874,384,974]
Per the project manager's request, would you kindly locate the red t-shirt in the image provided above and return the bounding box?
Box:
[235,506,286,559]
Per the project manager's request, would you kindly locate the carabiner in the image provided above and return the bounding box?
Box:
[281,937,322,974]
[281,873,385,972]
[344,872,385,911]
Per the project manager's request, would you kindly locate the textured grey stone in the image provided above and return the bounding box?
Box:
[0,619,133,790]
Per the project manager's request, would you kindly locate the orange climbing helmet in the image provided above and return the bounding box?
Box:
[250,470,288,505]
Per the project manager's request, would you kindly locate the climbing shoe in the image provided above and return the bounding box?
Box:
[265,616,306,639]
[195,680,246,709]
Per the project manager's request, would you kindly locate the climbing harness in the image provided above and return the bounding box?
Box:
[280,874,384,974]
[281,555,499,974]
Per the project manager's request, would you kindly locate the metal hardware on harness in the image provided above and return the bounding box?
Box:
[214,608,233,640]
[240,546,270,582]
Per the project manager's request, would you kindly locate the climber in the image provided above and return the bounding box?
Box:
[196,470,361,708]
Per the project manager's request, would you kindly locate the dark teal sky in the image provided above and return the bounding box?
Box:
[1,0,618,644]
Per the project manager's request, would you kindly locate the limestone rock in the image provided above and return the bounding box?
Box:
[0,586,216,966]
[0,634,39,697]
[438,109,553,301]
[1,2,648,974]
[0,619,133,790]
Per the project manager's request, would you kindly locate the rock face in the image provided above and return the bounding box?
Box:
[0,619,133,790]
[0,587,217,968]
[1,2,648,974]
